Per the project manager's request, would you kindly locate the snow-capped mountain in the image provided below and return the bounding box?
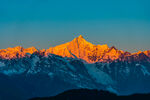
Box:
[0,35,149,63]
[0,35,150,100]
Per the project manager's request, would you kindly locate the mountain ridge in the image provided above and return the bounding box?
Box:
[0,35,149,63]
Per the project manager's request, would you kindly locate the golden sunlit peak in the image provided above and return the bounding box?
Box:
[101,44,109,48]
[7,46,24,51]
[74,35,85,41]
[137,51,142,54]
[78,35,84,39]
[27,46,37,50]
[9,46,23,49]
[13,46,23,48]
[74,35,94,46]
[110,46,117,50]
[73,35,88,43]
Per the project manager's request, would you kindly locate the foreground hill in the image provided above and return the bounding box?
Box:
[30,89,150,100]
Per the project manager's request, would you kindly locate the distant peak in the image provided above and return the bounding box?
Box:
[110,46,117,50]
[7,46,24,51]
[74,35,93,45]
[101,44,109,48]
[107,46,118,53]
[137,51,142,54]
[78,35,83,38]
[73,35,86,42]
[75,35,84,41]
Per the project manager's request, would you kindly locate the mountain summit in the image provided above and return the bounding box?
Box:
[45,35,149,63]
[77,35,84,40]
[45,35,122,63]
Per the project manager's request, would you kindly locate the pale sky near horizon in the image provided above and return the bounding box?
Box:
[0,0,150,53]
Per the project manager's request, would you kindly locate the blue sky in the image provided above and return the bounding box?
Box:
[0,0,150,52]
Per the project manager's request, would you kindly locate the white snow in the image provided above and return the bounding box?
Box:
[26,56,40,74]
[32,55,40,66]
[3,70,17,75]
[124,66,130,74]
[106,63,111,73]
[0,62,5,67]
[136,64,150,76]
[136,64,140,66]
[141,65,150,76]
[3,68,26,75]
[85,64,114,85]
[55,56,76,71]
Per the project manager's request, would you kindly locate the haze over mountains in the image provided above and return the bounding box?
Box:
[0,35,150,100]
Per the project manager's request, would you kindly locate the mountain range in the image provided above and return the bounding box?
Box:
[0,35,150,63]
[0,35,150,100]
